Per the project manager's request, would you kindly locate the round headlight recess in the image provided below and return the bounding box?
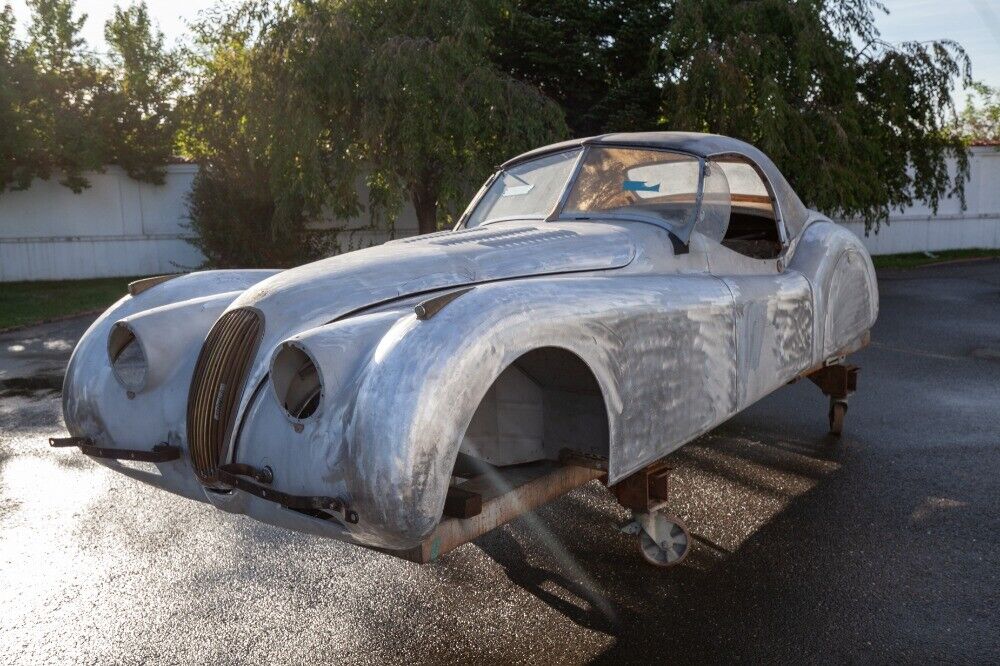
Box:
[108,322,148,392]
[271,343,322,420]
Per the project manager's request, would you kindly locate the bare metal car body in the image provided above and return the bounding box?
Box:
[56,133,877,555]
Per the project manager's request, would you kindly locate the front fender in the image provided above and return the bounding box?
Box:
[344,279,629,547]
[344,272,736,547]
[61,270,278,499]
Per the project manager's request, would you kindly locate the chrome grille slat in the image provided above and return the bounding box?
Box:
[187,308,264,483]
[192,320,233,474]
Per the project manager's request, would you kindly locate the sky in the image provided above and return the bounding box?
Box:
[6,0,204,51]
[879,0,1000,94]
[6,0,1000,97]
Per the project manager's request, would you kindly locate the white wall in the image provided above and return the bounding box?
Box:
[0,164,203,282]
[837,146,1000,254]
[0,164,419,282]
[1,147,998,282]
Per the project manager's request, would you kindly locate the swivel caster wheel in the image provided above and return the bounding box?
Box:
[829,398,848,436]
[622,509,691,567]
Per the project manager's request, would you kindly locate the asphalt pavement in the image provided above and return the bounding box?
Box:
[1,260,998,664]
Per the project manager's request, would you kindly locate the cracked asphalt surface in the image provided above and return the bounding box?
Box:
[1,260,998,664]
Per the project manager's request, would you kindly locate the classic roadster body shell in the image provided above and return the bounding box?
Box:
[58,133,877,552]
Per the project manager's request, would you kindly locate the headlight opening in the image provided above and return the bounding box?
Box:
[271,343,322,420]
[108,323,148,392]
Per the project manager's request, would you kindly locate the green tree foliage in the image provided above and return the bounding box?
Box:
[22,0,105,191]
[663,0,970,231]
[493,0,671,135]
[0,0,980,256]
[102,2,182,183]
[183,0,568,266]
[957,83,1000,144]
[497,0,971,231]
[180,1,334,268]
[0,0,178,196]
[271,0,569,235]
[0,6,38,191]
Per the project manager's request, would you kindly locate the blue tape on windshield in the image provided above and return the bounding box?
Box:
[623,180,660,193]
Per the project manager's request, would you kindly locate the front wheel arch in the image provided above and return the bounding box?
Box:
[343,297,624,548]
[457,346,611,468]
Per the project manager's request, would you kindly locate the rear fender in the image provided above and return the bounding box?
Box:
[787,220,878,362]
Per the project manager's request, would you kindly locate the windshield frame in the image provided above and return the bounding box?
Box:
[458,144,710,243]
[458,148,585,228]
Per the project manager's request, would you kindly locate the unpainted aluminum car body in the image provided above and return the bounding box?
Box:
[58,133,877,553]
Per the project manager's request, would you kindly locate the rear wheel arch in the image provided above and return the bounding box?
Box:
[823,247,876,357]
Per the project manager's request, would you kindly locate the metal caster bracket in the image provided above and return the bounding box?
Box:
[611,461,691,567]
[807,363,859,436]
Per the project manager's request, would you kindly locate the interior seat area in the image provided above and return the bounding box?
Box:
[722,206,783,259]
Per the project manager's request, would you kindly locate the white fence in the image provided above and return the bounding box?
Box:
[839,146,1000,255]
[0,164,202,282]
[0,164,419,282]
[1,147,998,282]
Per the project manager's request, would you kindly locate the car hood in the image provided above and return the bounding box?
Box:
[216,221,635,441]
[228,221,636,341]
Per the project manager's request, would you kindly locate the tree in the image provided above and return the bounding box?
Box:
[0,0,180,197]
[497,0,972,232]
[23,0,106,192]
[182,0,568,266]
[661,0,970,231]
[102,1,182,184]
[0,5,36,192]
[180,1,336,267]
[957,83,1000,144]
[493,0,672,135]
[268,0,569,235]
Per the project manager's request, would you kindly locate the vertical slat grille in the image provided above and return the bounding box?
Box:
[186,308,264,484]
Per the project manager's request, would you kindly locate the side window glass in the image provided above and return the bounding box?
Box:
[696,162,731,243]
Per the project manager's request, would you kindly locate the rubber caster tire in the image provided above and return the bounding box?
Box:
[638,511,690,568]
[829,399,848,436]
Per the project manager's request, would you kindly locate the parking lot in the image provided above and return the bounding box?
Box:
[1,260,998,663]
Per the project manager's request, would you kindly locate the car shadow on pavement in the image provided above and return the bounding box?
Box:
[464,422,994,662]
[477,527,621,635]
[462,423,846,643]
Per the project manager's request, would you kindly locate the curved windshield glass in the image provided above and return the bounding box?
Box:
[563,147,704,230]
[464,145,732,242]
[465,149,581,228]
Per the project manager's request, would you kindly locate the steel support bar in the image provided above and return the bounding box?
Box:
[386,461,604,563]
[217,463,359,524]
[611,460,673,512]
[49,436,181,463]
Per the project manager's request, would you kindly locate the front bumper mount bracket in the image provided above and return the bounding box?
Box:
[217,463,359,524]
[49,436,181,463]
